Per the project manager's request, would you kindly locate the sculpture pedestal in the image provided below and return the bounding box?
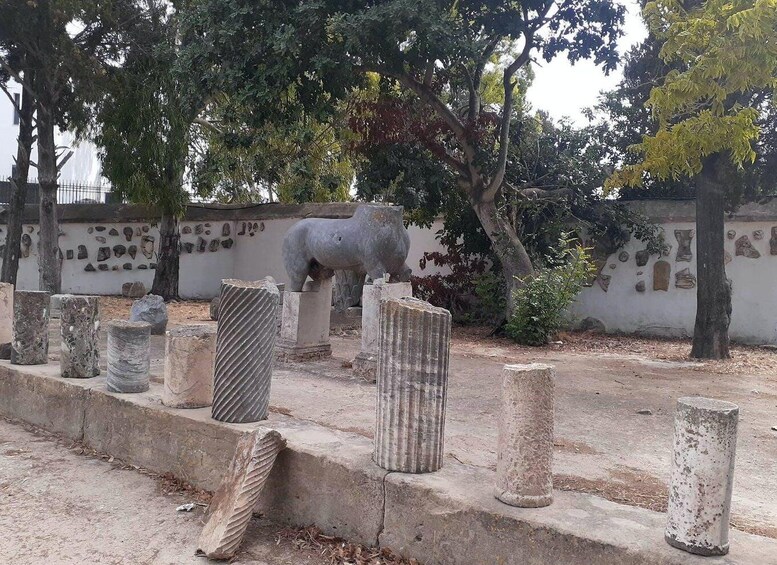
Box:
[353,279,412,381]
[277,279,332,362]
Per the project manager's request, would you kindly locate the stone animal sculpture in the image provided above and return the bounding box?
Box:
[283,204,412,292]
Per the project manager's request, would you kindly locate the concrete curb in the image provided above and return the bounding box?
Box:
[0,361,774,564]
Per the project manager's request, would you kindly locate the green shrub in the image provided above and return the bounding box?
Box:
[505,237,596,346]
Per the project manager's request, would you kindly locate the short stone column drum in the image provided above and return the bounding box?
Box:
[106,320,151,393]
[11,290,51,365]
[60,295,100,379]
[495,364,555,508]
[212,279,279,423]
[276,279,332,361]
[374,297,451,473]
[0,282,14,358]
[163,325,217,408]
[665,397,739,556]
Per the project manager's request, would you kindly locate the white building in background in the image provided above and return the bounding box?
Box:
[0,80,104,187]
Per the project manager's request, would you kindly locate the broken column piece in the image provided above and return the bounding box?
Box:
[665,397,739,556]
[374,297,451,473]
[276,278,332,361]
[198,428,286,560]
[163,324,217,408]
[11,290,50,365]
[60,295,100,378]
[0,282,13,359]
[353,278,412,380]
[495,364,555,508]
[106,320,151,393]
[212,279,279,423]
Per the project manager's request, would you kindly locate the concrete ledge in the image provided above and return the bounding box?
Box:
[1,360,775,564]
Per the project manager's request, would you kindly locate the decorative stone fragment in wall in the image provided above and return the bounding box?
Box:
[197,429,286,560]
[675,268,696,289]
[495,364,554,508]
[205,230,211,235]
[84,263,96,272]
[635,249,650,267]
[142,225,149,233]
[221,238,234,249]
[635,281,646,292]
[665,397,738,556]
[98,264,109,272]
[753,229,764,240]
[149,263,156,270]
[106,320,151,393]
[140,235,155,259]
[195,224,204,234]
[726,229,735,240]
[182,225,192,234]
[87,227,94,234]
[66,249,73,260]
[97,247,110,261]
[608,263,616,269]
[78,245,88,259]
[183,242,194,253]
[111,265,119,271]
[208,239,220,252]
[212,279,279,422]
[25,225,33,233]
[128,245,137,259]
[0,283,14,358]
[60,295,100,379]
[113,245,126,258]
[138,264,148,269]
[674,229,694,262]
[123,226,134,241]
[734,235,760,258]
[11,290,50,365]
[636,270,643,275]
[163,324,217,408]
[277,279,333,362]
[129,294,168,335]
[122,263,133,271]
[109,228,119,236]
[596,273,611,292]
[95,226,106,232]
[222,223,231,237]
[662,244,672,257]
[259,222,265,231]
[197,237,207,252]
[95,236,106,244]
[253,222,259,231]
[20,233,31,258]
[618,251,629,262]
[238,222,246,235]
[770,227,777,255]
[724,251,732,265]
[374,297,451,473]
[122,281,146,298]
[135,227,142,236]
[653,260,671,291]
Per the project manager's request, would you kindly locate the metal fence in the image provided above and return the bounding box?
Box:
[0,178,115,205]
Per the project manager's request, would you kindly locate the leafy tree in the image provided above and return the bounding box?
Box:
[608,0,777,359]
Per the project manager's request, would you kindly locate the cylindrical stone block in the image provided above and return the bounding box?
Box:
[60,295,100,378]
[374,297,451,473]
[212,279,279,423]
[665,397,739,556]
[495,363,555,508]
[11,290,51,365]
[106,320,151,393]
[163,324,217,408]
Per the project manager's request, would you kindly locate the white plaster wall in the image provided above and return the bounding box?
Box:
[569,221,777,344]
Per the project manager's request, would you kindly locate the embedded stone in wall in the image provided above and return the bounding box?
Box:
[197,237,207,252]
[113,245,126,258]
[123,226,133,241]
[20,234,31,258]
[142,225,149,233]
[195,224,204,234]
[111,265,119,271]
[95,226,106,232]
[221,238,233,249]
[636,281,646,292]
[735,235,760,258]
[662,244,672,257]
[88,227,94,234]
[98,264,109,271]
[135,227,142,236]
[222,223,231,237]
[205,230,211,235]
[78,245,88,260]
[66,249,74,260]
[123,263,132,270]
[618,251,629,262]
[238,222,246,235]
[675,268,696,289]
[109,228,119,236]
[138,264,148,269]
[753,229,764,240]
[97,247,110,261]
[596,273,611,292]
[85,263,96,272]
[770,227,777,255]
[654,260,670,291]
[635,249,650,267]
[96,236,106,243]
[208,239,220,252]
[183,242,194,253]
[726,230,736,240]
[128,245,137,259]
[674,229,694,262]
[141,235,154,259]
[725,251,732,264]
[182,225,192,234]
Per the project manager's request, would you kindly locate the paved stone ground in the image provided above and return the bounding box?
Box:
[0,418,327,564]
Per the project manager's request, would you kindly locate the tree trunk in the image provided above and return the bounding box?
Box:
[471,197,534,317]
[691,153,731,359]
[36,95,61,294]
[2,75,35,285]
[151,214,180,300]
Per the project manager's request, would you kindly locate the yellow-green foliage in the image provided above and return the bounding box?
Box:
[607,0,777,188]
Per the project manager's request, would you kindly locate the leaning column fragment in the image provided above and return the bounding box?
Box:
[198,428,286,560]
[374,296,451,473]
[163,324,217,408]
[212,279,279,423]
[11,290,50,365]
[60,295,100,378]
[106,320,151,393]
[495,364,555,508]
[665,397,739,556]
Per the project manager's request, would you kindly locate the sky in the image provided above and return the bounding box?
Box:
[525,0,648,126]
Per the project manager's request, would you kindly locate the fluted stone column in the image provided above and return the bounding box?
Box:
[353,278,412,380]
[198,428,286,560]
[665,397,739,556]
[60,295,100,379]
[374,297,451,473]
[106,320,151,393]
[495,364,555,508]
[0,282,13,359]
[163,324,217,408]
[276,278,332,361]
[213,279,279,423]
[11,290,50,365]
